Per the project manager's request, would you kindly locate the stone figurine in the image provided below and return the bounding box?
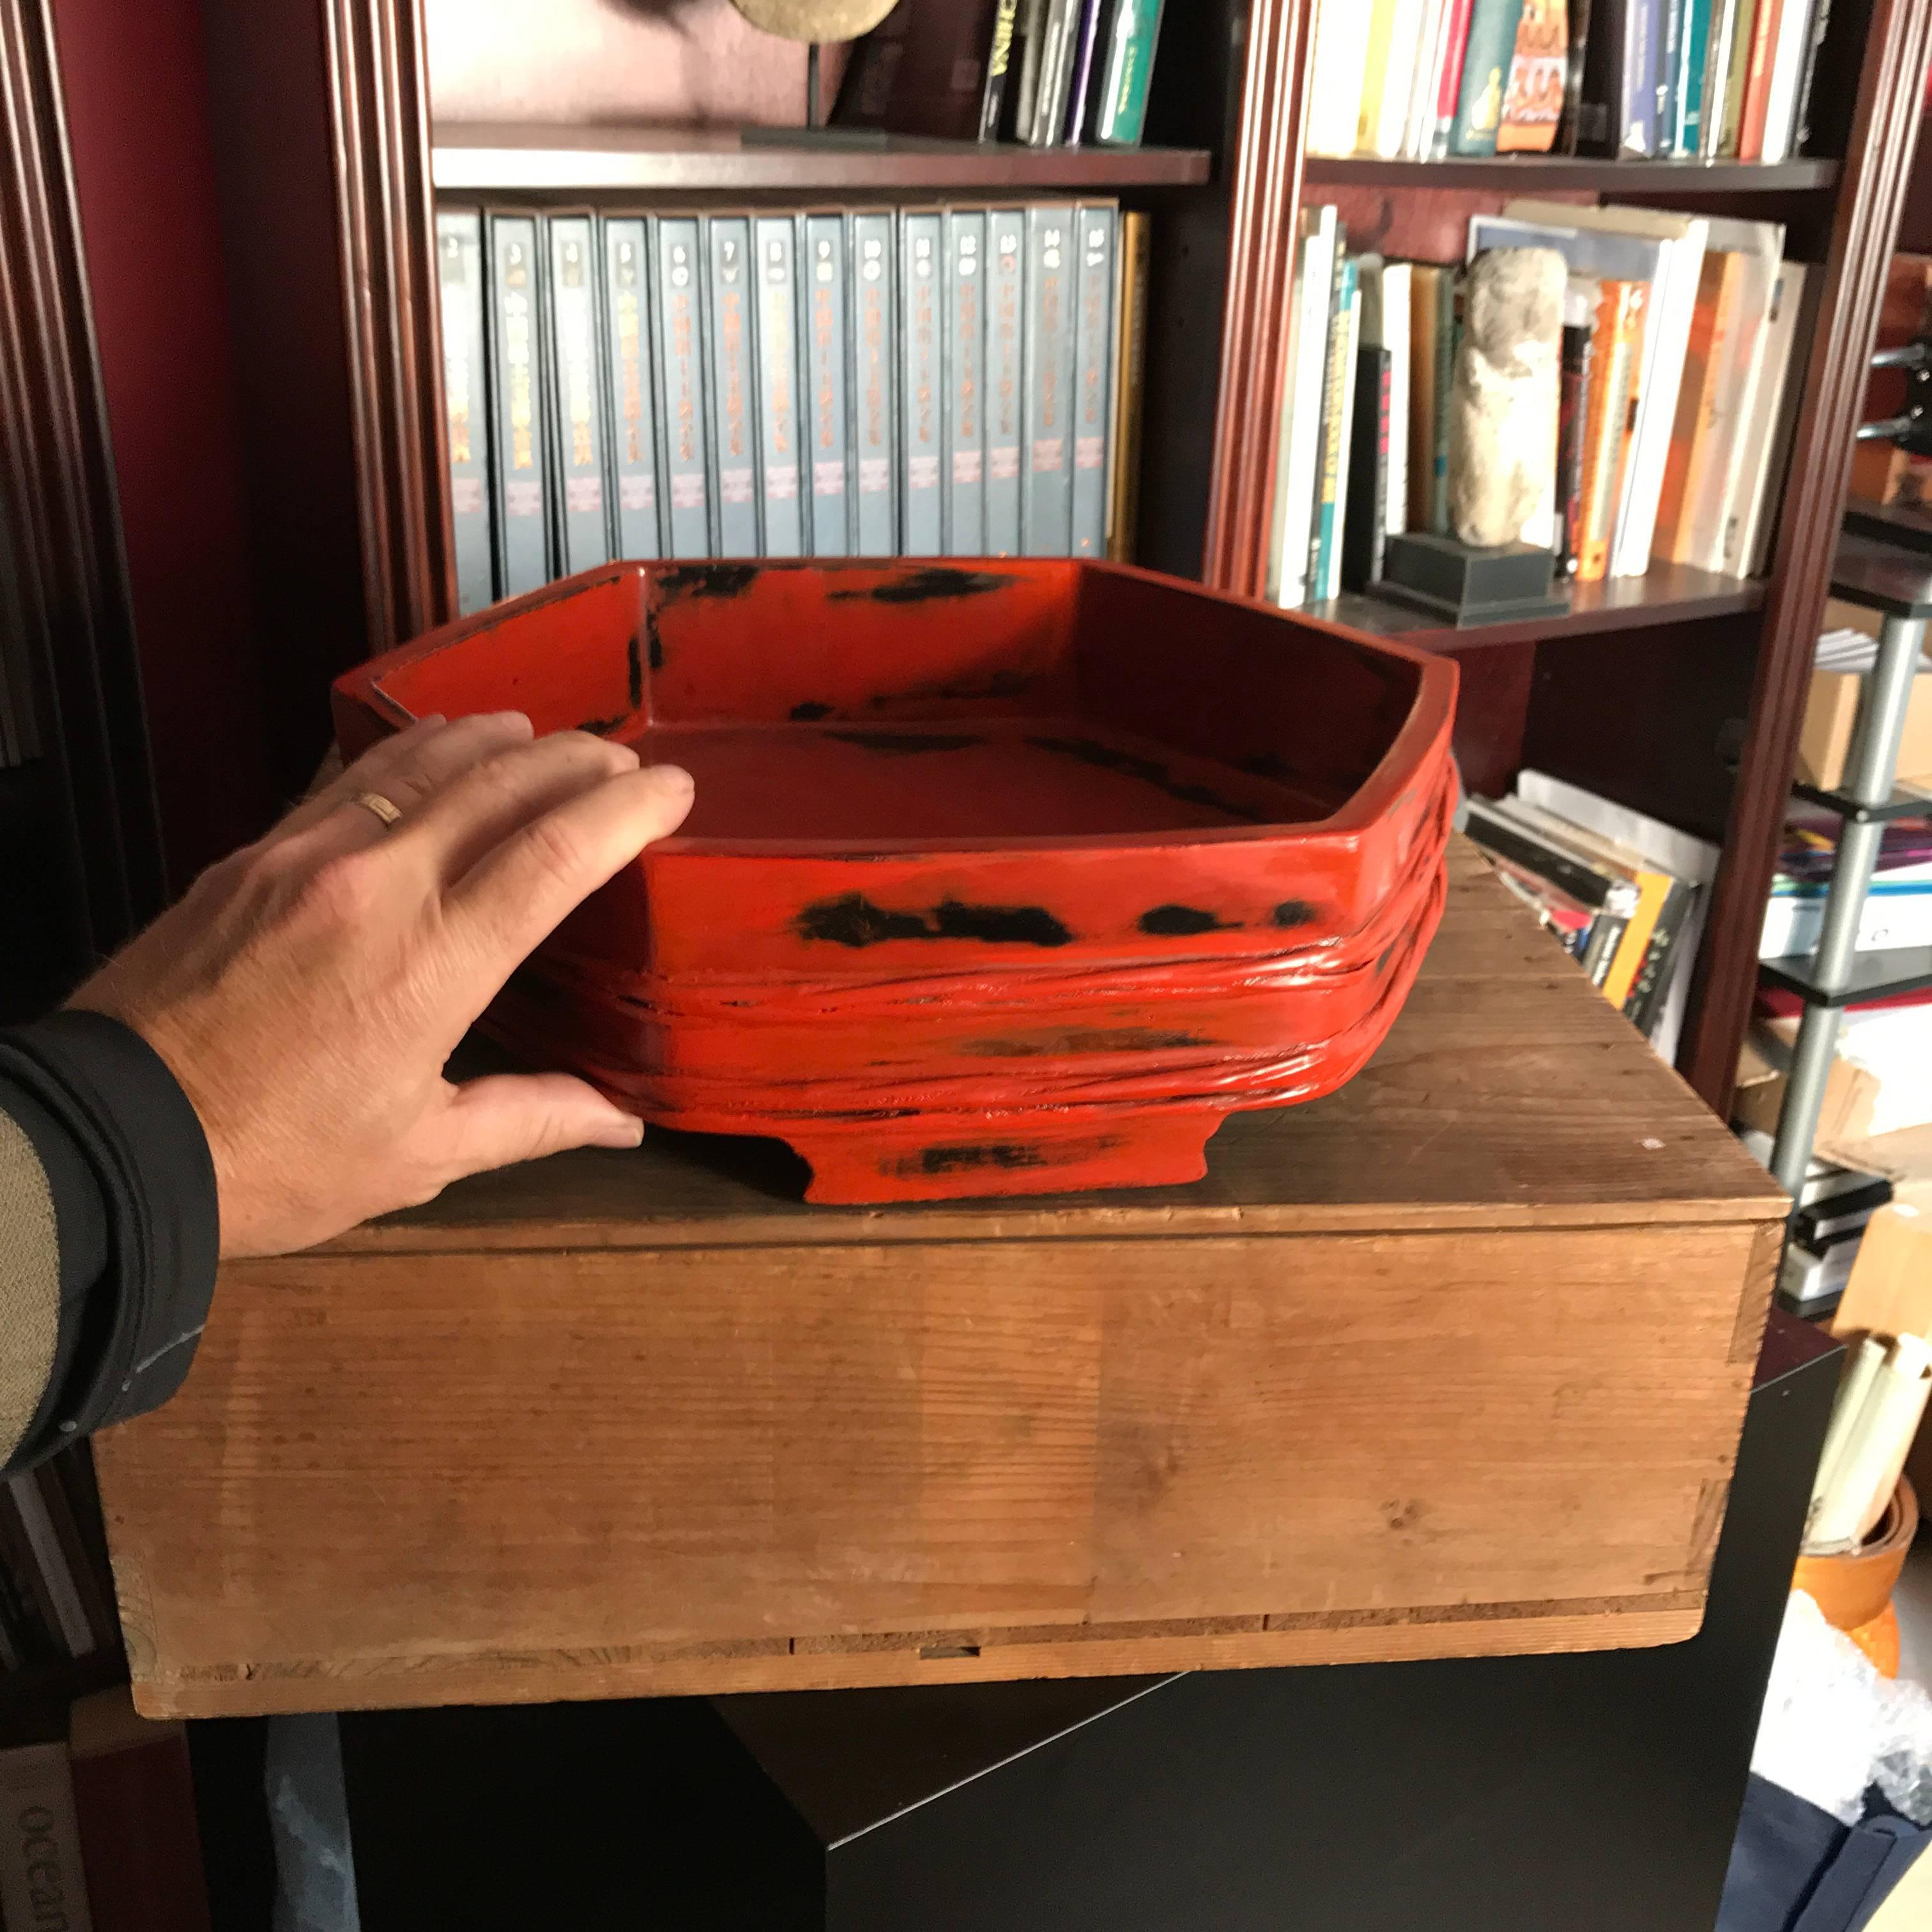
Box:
[1446,246,1567,550]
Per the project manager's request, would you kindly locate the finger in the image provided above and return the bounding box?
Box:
[447,763,694,977]
[427,1071,645,1184]
[390,730,645,889]
[280,711,537,848]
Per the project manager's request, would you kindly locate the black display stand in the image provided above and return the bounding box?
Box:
[1379,530,1569,625]
[189,1312,1838,1932]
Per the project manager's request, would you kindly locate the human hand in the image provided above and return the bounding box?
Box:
[70,714,693,1257]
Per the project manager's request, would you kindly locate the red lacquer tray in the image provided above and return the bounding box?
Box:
[334,560,1457,1202]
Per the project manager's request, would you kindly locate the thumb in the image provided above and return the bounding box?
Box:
[431,1071,645,1181]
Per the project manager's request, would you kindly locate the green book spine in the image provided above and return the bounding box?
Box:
[1309,255,1358,596]
[1717,0,1759,157]
[1094,0,1165,147]
[1448,0,1528,156]
[1429,268,1460,536]
[1676,0,1713,154]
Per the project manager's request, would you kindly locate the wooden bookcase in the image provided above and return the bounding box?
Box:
[115,0,1932,1119]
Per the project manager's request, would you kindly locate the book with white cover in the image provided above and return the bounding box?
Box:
[1360,257,1413,544]
[1307,0,1376,156]
[1759,0,1820,164]
[1269,206,1339,608]
[1726,261,1811,578]
[1503,199,1710,577]
[1374,0,1430,156]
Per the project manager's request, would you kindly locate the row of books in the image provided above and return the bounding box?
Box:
[1266,199,1809,608]
[1460,772,1718,1061]
[436,203,1151,617]
[1763,805,1932,959]
[1308,0,1832,163]
[837,0,1167,148]
[0,1687,211,1932]
[0,1460,121,1678]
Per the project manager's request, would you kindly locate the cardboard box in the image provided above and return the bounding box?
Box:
[1795,663,1932,792]
[1734,1023,1885,1146]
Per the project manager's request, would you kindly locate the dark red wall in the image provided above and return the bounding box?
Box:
[50,0,274,887]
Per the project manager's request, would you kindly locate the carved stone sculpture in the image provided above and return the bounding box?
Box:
[1446,246,1567,549]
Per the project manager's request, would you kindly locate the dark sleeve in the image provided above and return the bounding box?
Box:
[0,1012,218,1473]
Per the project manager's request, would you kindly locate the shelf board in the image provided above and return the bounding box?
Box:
[1309,563,1765,653]
[432,126,1214,194]
[1845,495,1932,555]
[1301,154,1841,194]
[1791,779,1932,823]
[1759,945,1932,1008]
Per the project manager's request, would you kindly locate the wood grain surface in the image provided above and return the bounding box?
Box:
[96,850,1785,1717]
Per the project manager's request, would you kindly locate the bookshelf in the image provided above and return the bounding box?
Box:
[34,0,1927,1128]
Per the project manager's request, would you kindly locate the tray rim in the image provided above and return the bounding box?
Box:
[338,560,1459,861]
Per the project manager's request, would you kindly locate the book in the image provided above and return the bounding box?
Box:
[1432,266,1460,532]
[1407,264,1447,533]
[1407,0,1457,157]
[0,1742,92,1932]
[1029,0,1084,148]
[898,209,944,555]
[435,211,494,615]
[1071,203,1117,558]
[1107,208,1151,560]
[486,213,552,595]
[1314,255,1362,602]
[1501,200,1710,578]
[981,0,1022,139]
[653,215,712,558]
[1342,346,1392,592]
[1657,0,1687,156]
[547,215,611,576]
[1556,278,1595,574]
[602,218,663,562]
[1496,0,1565,153]
[945,209,988,556]
[704,216,758,558]
[1582,0,1659,155]
[3,1471,98,1659]
[1652,245,1744,565]
[1676,0,1713,153]
[801,213,851,556]
[986,207,1027,556]
[1449,0,1528,154]
[849,210,897,555]
[69,1685,213,1932]
[753,215,805,558]
[1699,0,1747,156]
[1022,203,1077,555]
[1725,259,1809,576]
[1759,0,1814,163]
[1791,0,1834,155]
[1308,0,1379,155]
[1358,257,1411,548]
[1357,0,1403,156]
[1063,0,1110,142]
[836,0,1009,141]
[1269,206,1338,607]
[1715,0,1761,155]
[1093,0,1166,146]
[1576,279,1648,583]
[1463,797,1642,960]
[1011,0,1049,142]
[1431,0,1480,156]
[1373,0,1431,157]
[1736,0,1784,159]
[1762,877,1932,959]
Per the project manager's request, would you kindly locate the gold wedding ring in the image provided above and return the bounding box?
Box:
[351,790,403,830]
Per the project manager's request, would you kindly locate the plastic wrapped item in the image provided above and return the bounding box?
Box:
[1753,1591,1932,1827]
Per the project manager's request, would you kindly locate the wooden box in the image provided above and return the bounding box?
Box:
[95,848,1786,1718]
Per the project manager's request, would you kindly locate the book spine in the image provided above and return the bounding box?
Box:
[754,217,806,558]
[1657,0,1686,151]
[849,210,898,555]
[1407,265,1441,532]
[0,1744,93,1932]
[1736,0,1783,159]
[1325,267,1363,600]
[1581,909,1629,986]
[1759,0,1814,160]
[980,0,1022,139]
[1096,0,1165,145]
[1022,203,1077,555]
[944,211,988,555]
[1700,0,1743,155]
[1028,0,1078,148]
[1717,0,1761,155]
[1064,0,1110,141]
[1557,303,1593,574]
[1466,801,1634,909]
[1357,0,1402,156]
[547,215,611,576]
[1310,0,1378,155]
[1653,252,1729,564]
[900,210,944,554]
[1342,348,1392,591]
[1449,0,1528,154]
[1432,0,1479,155]
[1676,0,1712,152]
[1430,267,1460,534]
[486,213,553,595]
[1012,0,1047,142]
[986,209,1027,555]
[1070,203,1117,558]
[1577,280,1645,583]
[1495,0,1565,155]
[436,211,496,614]
[1379,261,1411,539]
[1627,880,1694,1031]
[602,218,663,562]
[1407,0,1452,157]
[801,215,850,556]
[654,217,712,558]
[703,217,758,558]
[1792,0,1833,155]
[1309,249,1351,588]
[1623,0,1659,154]
[1729,260,1807,576]
[1107,207,1151,560]
[1374,0,1429,157]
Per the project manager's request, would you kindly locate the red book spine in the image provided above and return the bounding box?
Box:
[1433,0,1480,144]
[1737,0,1786,161]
